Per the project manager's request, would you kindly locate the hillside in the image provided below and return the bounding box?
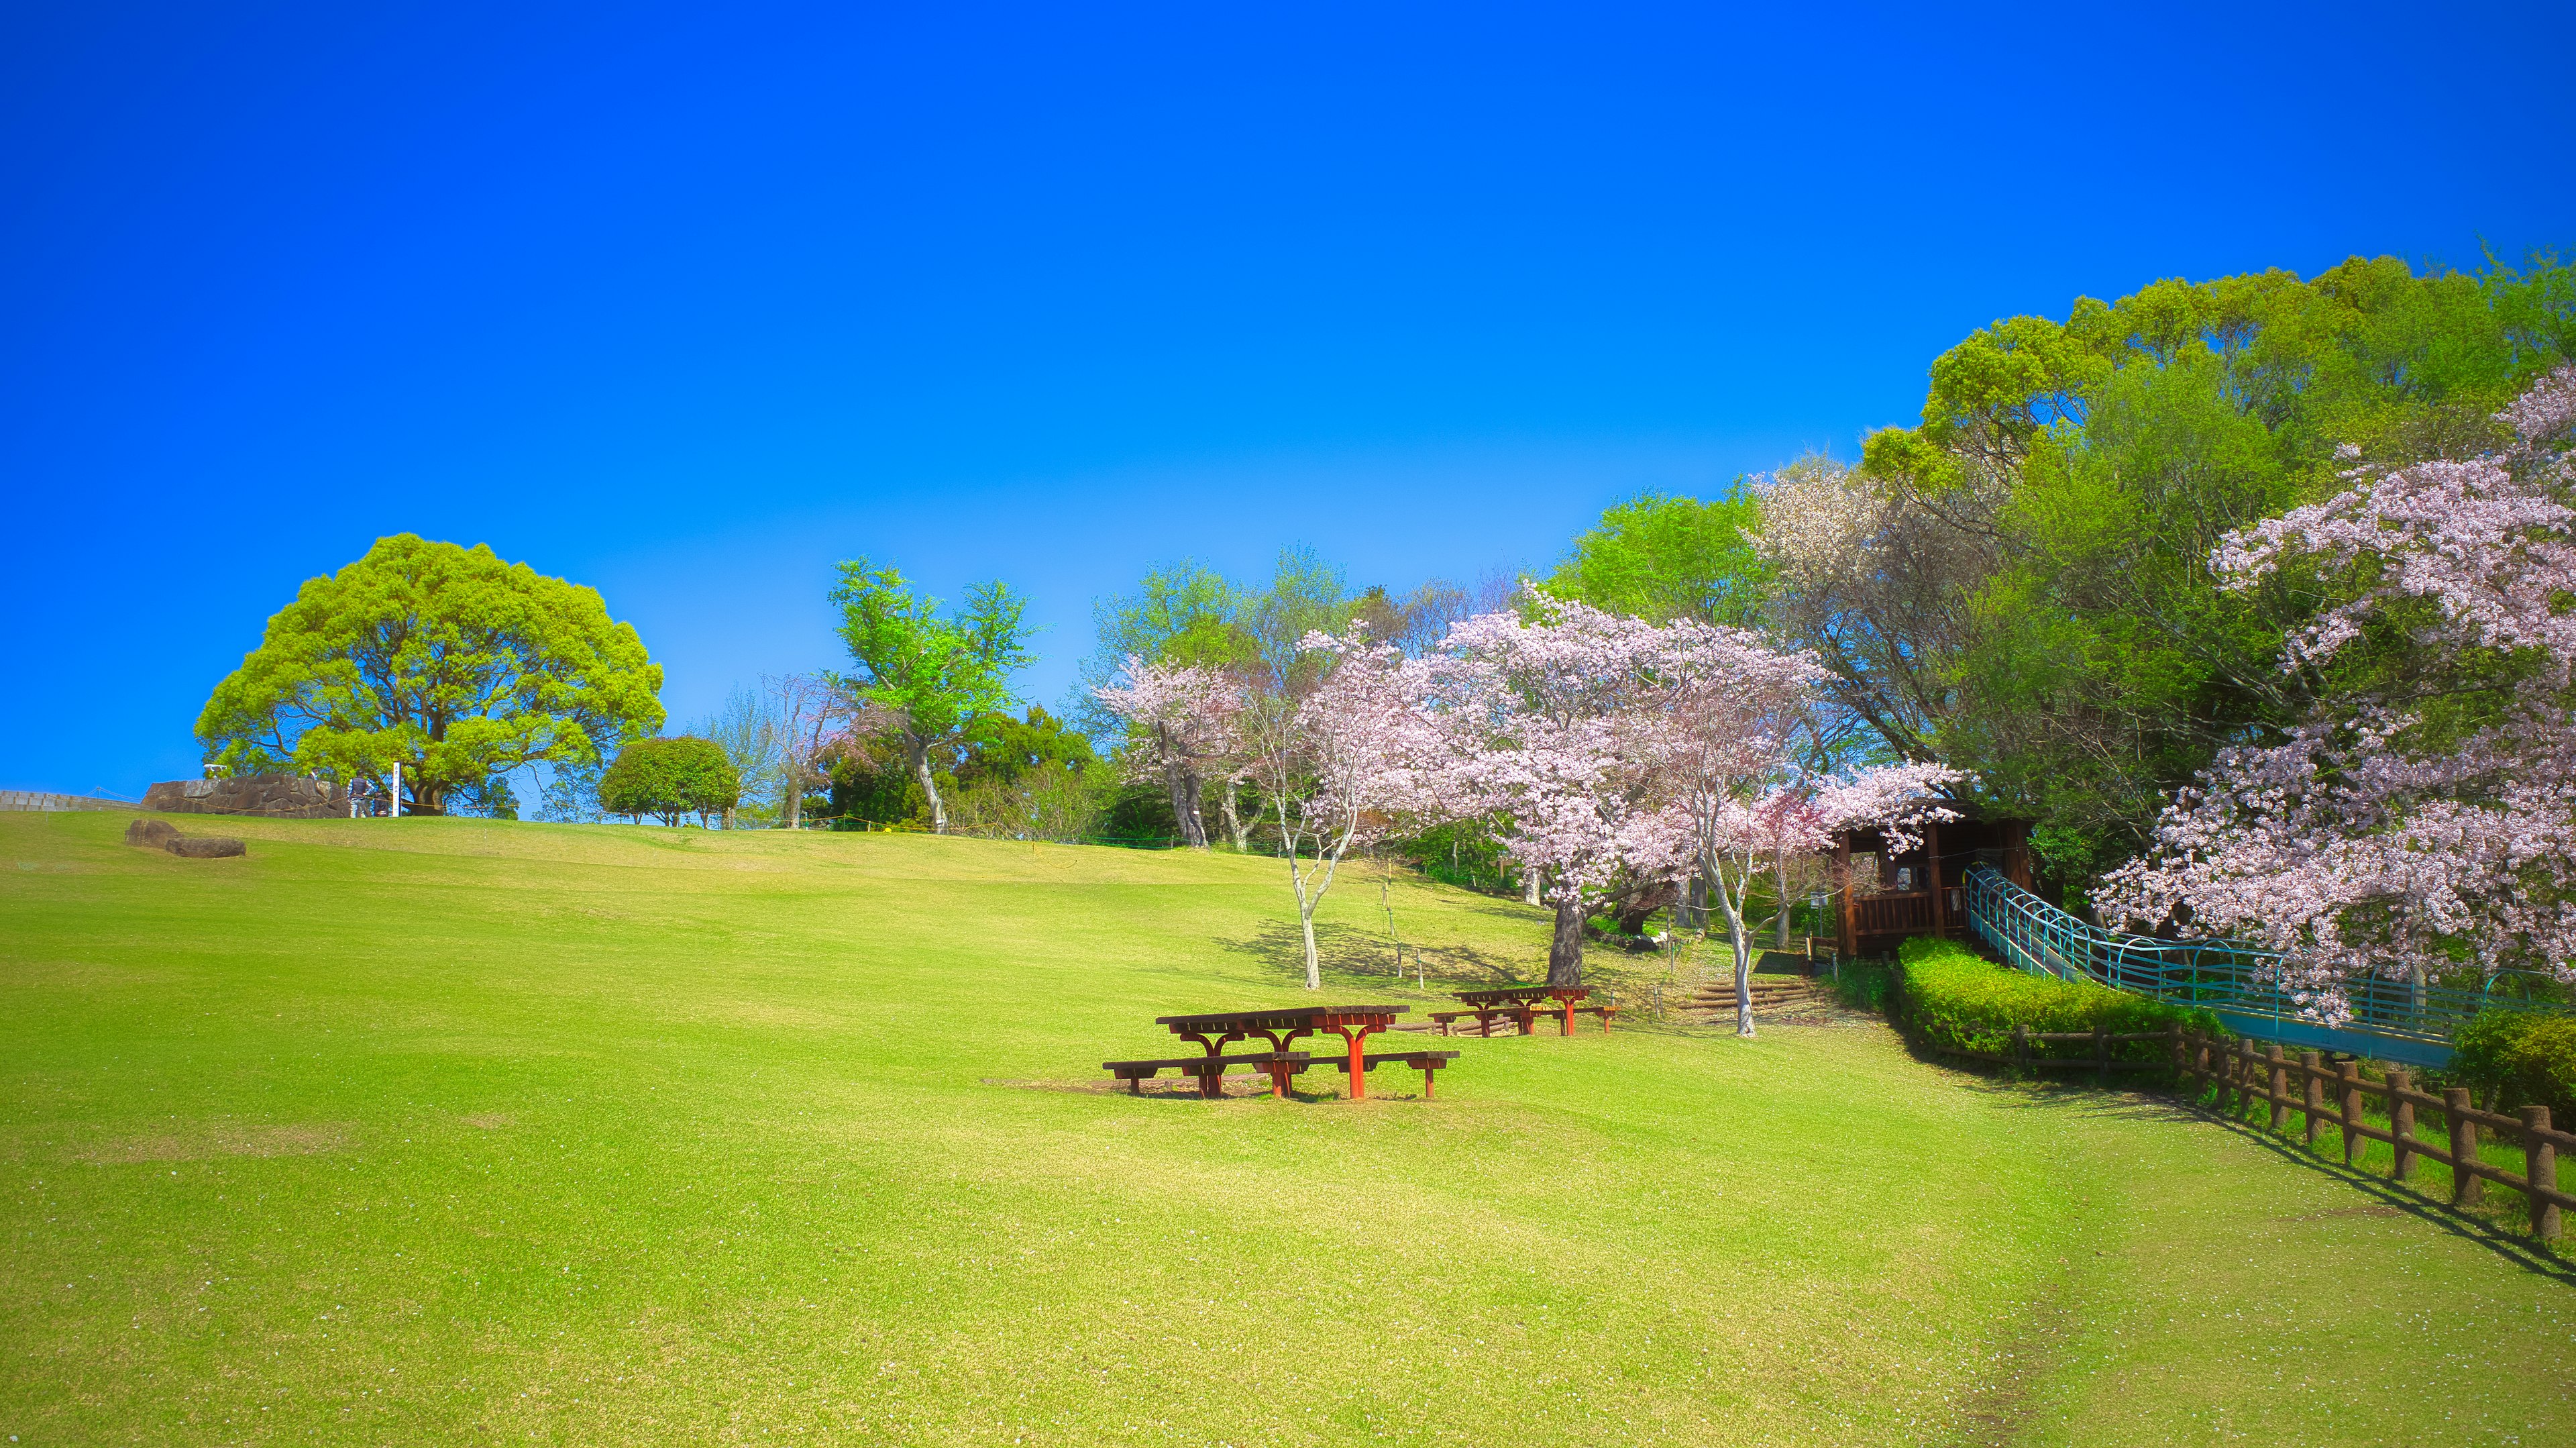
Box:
[3,811,2570,1445]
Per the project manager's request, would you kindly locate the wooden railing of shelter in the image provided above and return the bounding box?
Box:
[1852,892,1935,938]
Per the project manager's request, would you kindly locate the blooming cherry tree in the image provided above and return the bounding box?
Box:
[1659,628,1962,1034]
[2103,366,2576,1019]
[1242,631,1436,989]
[1426,594,1701,987]
[1093,655,1242,849]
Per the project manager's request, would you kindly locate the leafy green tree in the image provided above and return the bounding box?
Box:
[197,534,663,815]
[1069,560,1253,739]
[829,558,1034,833]
[598,736,739,827]
[1544,489,1772,625]
[956,705,1097,790]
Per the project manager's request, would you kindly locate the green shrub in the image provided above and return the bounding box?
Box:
[1894,936,2219,1062]
[2447,1008,2576,1121]
[1829,957,1897,1014]
[598,736,741,826]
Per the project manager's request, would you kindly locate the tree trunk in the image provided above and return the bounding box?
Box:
[1712,854,1758,1037]
[1299,897,1323,990]
[1732,931,1756,1037]
[1773,849,1793,950]
[1672,872,1707,931]
[782,760,803,830]
[1547,898,1587,986]
[1523,866,1543,907]
[1168,766,1208,848]
[1221,786,1248,851]
[908,739,945,833]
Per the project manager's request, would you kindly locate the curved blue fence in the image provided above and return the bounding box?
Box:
[1958,864,2565,1070]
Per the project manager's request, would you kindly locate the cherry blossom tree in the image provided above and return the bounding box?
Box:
[1242,631,1436,989]
[1658,627,1962,1034]
[765,672,849,831]
[2102,366,2576,1020]
[1426,595,1699,987]
[1093,655,1242,849]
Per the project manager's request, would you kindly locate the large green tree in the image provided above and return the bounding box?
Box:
[1544,489,1772,626]
[197,534,664,814]
[830,558,1034,833]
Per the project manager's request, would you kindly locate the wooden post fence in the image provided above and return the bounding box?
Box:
[1915,1023,2569,1242]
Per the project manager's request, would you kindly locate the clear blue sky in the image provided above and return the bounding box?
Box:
[6,1,2572,797]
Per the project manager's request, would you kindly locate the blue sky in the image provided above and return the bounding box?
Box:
[6,1,2573,797]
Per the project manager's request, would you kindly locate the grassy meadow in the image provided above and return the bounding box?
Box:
[3,810,2572,1445]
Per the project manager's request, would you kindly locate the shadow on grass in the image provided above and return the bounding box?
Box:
[1216,918,1526,992]
[981,1076,1421,1104]
[1946,1073,2576,1287]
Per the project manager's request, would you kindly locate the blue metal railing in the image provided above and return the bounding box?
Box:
[1958,864,2566,1069]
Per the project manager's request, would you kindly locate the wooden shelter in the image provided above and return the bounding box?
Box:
[1833,809,2032,960]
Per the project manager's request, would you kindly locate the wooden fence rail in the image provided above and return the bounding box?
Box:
[2178,1028,2569,1241]
[1928,1025,2569,1241]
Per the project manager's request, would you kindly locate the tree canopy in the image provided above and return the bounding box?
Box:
[197,534,664,814]
[1759,253,2576,890]
[1543,489,1772,627]
[830,558,1034,833]
[598,735,741,827]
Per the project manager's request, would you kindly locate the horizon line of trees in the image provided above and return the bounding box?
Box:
[189,250,2576,1021]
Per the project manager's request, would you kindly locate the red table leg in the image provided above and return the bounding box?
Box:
[1560,998,1576,1035]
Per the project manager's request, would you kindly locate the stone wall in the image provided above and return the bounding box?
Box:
[0,791,133,813]
[140,774,346,819]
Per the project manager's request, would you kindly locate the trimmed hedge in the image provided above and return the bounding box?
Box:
[2447,1008,2576,1121]
[1893,937,2220,1060]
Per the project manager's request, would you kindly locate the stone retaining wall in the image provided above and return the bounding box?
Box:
[138,774,346,819]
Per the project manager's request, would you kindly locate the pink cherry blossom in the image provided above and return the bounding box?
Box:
[1094,655,1242,849]
[2104,366,2576,1021]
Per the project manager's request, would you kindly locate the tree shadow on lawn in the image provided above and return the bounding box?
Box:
[1957,1076,2576,1286]
[981,1074,1422,1105]
[1216,918,1527,992]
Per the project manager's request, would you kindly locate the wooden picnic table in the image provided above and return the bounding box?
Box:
[1153,1005,1407,1098]
[1451,984,1591,1037]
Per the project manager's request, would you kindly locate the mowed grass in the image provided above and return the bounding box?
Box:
[3,812,2572,1446]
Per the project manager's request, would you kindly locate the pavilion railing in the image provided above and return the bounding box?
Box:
[1958,864,2565,1050]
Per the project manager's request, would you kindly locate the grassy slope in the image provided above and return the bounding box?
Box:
[0,811,2568,1446]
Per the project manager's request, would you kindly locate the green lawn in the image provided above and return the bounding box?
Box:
[3,811,2571,1445]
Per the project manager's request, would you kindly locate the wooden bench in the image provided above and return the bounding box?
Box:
[1429,1006,1616,1035]
[1102,1051,1312,1098]
[1568,1004,1618,1033]
[1287,1049,1461,1098]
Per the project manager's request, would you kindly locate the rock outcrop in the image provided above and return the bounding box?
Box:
[123,818,180,847]
[165,836,248,858]
[140,774,344,819]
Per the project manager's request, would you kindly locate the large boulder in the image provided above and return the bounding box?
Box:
[140,774,345,819]
[123,818,180,848]
[165,836,247,859]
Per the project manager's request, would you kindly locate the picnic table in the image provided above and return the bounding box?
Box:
[1153,1005,1407,1098]
[1445,985,1599,1037]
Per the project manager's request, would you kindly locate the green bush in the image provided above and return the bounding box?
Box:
[2447,1008,2576,1121]
[1894,937,2219,1062]
[1829,957,1897,1014]
[598,736,741,826]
